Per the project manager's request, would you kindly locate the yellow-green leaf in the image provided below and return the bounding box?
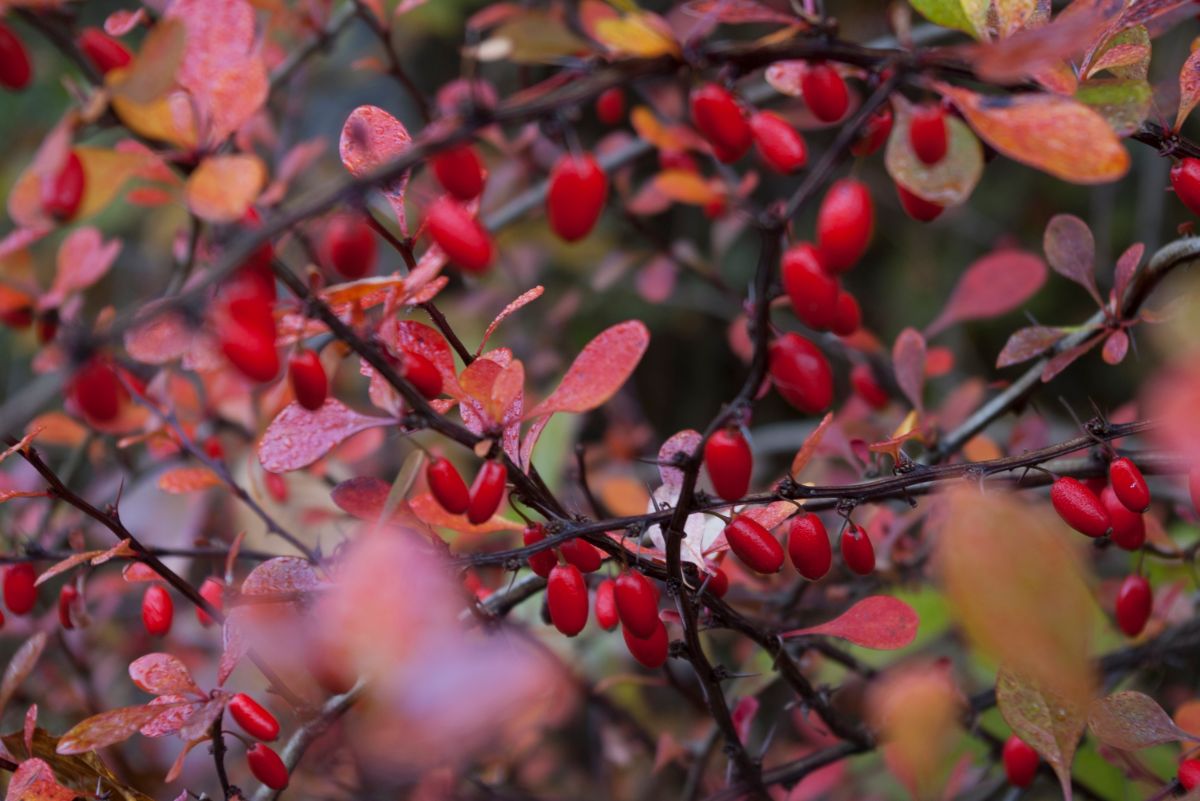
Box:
[1075,78,1151,136]
[910,0,981,38]
[885,97,984,206]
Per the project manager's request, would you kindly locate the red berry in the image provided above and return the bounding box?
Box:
[58,584,78,630]
[594,578,619,630]
[547,564,588,636]
[1050,477,1111,538]
[787,515,831,580]
[596,87,626,125]
[426,196,492,273]
[851,363,888,409]
[660,150,699,173]
[851,106,893,157]
[432,144,485,201]
[560,538,604,573]
[523,524,557,579]
[1002,735,1039,788]
[246,743,288,790]
[896,183,944,222]
[830,291,861,337]
[0,23,31,91]
[467,460,506,524]
[749,111,807,174]
[1171,158,1200,217]
[1108,457,1150,513]
[1100,485,1145,551]
[840,524,875,575]
[0,305,33,329]
[909,104,948,165]
[220,305,279,383]
[234,209,276,301]
[203,437,224,460]
[816,179,874,273]
[1180,759,1200,791]
[723,515,784,574]
[689,83,752,161]
[288,349,327,411]
[801,62,848,123]
[703,428,752,502]
[780,243,839,331]
[547,154,608,242]
[197,577,224,627]
[622,619,669,668]
[229,693,280,741]
[614,571,659,639]
[1115,574,1152,637]
[768,333,833,414]
[398,349,443,400]
[142,585,173,637]
[322,214,376,279]
[79,28,132,75]
[42,151,85,221]
[68,357,127,424]
[427,457,470,515]
[704,568,729,598]
[4,564,36,615]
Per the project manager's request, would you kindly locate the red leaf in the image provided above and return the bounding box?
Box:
[527,320,650,417]
[258,399,394,473]
[997,326,1068,368]
[331,476,396,521]
[476,286,545,356]
[42,227,120,309]
[1177,47,1200,130]
[1088,691,1197,750]
[128,653,200,697]
[781,596,919,650]
[1044,214,1102,306]
[339,105,412,233]
[892,328,927,412]
[241,557,322,596]
[0,633,48,717]
[925,249,1048,337]
[6,759,77,801]
[56,704,178,754]
[657,429,702,495]
[139,694,206,738]
[731,696,760,745]
[1102,329,1129,365]
[166,0,267,144]
[1041,332,1105,382]
[1113,242,1144,307]
[124,308,195,365]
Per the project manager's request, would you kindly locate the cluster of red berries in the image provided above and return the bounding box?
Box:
[426,457,508,524]
[1049,457,1154,637]
[228,693,289,790]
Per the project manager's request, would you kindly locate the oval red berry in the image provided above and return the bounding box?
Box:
[768,333,833,414]
[1002,735,1039,788]
[723,515,784,574]
[229,693,280,742]
[547,154,608,242]
[197,577,224,627]
[781,243,839,331]
[523,524,557,579]
[896,183,944,222]
[560,538,604,573]
[547,564,588,637]
[79,28,132,75]
[142,585,173,637]
[801,62,848,123]
[426,196,492,273]
[247,743,289,790]
[622,619,669,668]
[288,349,327,411]
[1114,574,1152,637]
[42,151,86,222]
[4,564,37,615]
[704,428,752,502]
[0,23,32,91]
[432,144,485,201]
[909,104,948,165]
[689,83,752,161]
[1108,457,1150,513]
[322,214,377,279]
[1050,477,1111,538]
[614,571,659,639]
[427,457,470,515]
[788,515,831,580]
[1100,485,1145,551]
[840,524,875,575]
[1171,158,1200,217]
[596,87,626,125]
[467,460,506,524]
[749,111,807,174]
[816,178,873,273]
[594,578,619,630]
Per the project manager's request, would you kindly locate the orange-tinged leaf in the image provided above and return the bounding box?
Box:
[320,275,408,307]
[167,0,267,143]
[24,413,86,447]
[886,97,983,206]
[925,249,1047,337]
[1087,691,1197,750]
[593,11,680,57]
[997,667,1088,801]
[43,227,120,309]
[105,17,185,105]
[1177,47,1200,130]
[34,551,106,587]
[111,90,200,150]
[157,466,221,494]
[6,758,77,801]
[937,83,1129,184]
[790,412,833,477]
[938,488,1096,708]
[652,170,722,205]
[184,154,266,223]
[629,107,697,152]
[596,475,651,517]
[782,596,919,650]
[1175,700,1200,740]
[56,704,179,754]
[409,492,523,533]
[242,557,323,597]
[961,434,1002,461]
[528,320,650,417]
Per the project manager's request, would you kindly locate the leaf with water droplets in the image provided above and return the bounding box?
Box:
[997,667,1088,801]
[1089,690,1198,750]
[339,105,412,233]
[258,400,394,473]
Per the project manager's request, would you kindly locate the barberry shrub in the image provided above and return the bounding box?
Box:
[1,2,1200,801]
